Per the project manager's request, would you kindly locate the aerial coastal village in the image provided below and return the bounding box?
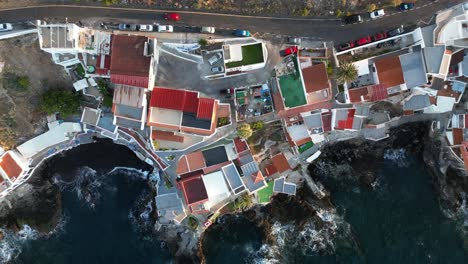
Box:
[1,2,468,231]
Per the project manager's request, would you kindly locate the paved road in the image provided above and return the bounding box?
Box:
[0,0,463,42]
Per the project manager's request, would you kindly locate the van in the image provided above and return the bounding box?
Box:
[201,27,215,34]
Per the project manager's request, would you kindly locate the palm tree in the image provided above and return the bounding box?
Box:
[335,62,358,84]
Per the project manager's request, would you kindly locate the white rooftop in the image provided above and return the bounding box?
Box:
[17,122,82,159]
[202,171,231,209]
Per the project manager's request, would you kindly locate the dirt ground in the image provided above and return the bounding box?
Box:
[0,34,70,149]
[247,120,289,164]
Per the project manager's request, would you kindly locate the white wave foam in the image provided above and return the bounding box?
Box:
[0,225,40,263]
[383,149,409,167]
[106,167,150,179]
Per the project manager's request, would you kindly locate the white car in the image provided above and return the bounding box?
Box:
[370,9,385,19]
[139,24,153,32]
[201,26,215,34]
[157,25,173,33]
[0,23,13,32]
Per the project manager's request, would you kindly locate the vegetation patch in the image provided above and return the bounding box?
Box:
[97,79,113,108]
[226,43,264,68]
[40,89,81,118]
[217,117,230,127]
[233,193,253,211]
[186,216,199,230]
[2,72,30,91]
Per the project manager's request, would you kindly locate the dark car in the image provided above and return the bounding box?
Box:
[164,12,180,21]
[399,3,414,11]
[338,41,355,51]
[372,32,388,42]
[356,36,372,46]
[343,14,363,24]
[233,29,251,37]
[280,46,298,56]
[387,26,404,37]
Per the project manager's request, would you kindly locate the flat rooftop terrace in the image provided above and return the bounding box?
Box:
[278,73,307,108]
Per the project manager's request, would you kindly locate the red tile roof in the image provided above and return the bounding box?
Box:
[337,109,355,130]
[453,128,464,145]
[184,91,199,113]
[264,164,278,177]
[348,84,389,103]
[151,130,184,143]
[403,110,414,116]
[217,104,231,118]
[375,56,405,88]
[234,138,249,155]
[110,74,148,88]
[186,151,206,172]
[0,152,23,180]
[251,171,264,184]
[180,176,208,205]
[109,35,151,87]
[271,153,290,174]
[301,63,330,93]
[177,156,189,175]
[465,114,468,129]
[197,98,215,120]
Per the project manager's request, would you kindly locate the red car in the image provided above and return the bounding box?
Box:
[372,32,388,42]
[280,46,298,56]
[355,36,372,46]
[164,12,180,21]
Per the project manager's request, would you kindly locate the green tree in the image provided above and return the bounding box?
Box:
[187,216,199,230]
[367,4,377,12]
[234,194,252,211]
[335,9,343,17]
[237,123,253,138]
[16,76,30,90]
[335,62,358,84]
[40,89,81,117]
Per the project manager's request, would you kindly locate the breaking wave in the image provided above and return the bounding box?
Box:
[0,225,39,263]
[250,208,348,263]
[383,149,409,167]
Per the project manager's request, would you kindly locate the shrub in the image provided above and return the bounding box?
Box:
[187,216,199,230]
[367,4,377,12]
[234,194,252,211]
[40,89,81,117]
[198,38,208,46]
[16,76,29,90]
[250,121,264,130]
[102,0,120,6]
[336,9,343,17]
[237,123,253,138]
[217,117,229,127]
[97,79,113,108]
[301,8,311,17]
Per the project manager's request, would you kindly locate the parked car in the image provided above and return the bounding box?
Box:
[201,26,215,34]
[387,25,404,37]
[233,29,251,37]
[398,3,414,11]
[355,36,372,46]
[138,24,153,32]
[118,23,132,30]
[343,14,363,24]
[372,32,388,42]
[164,12,180,21]
[157,25,173,33]
[338,41,355,51]
[280,46,298,56]
[0,23,12,32]
[208,53,223,65]
[220,88,234,95]
[211,66,225,74]
[288,37,301,45]
[370,9,385,19]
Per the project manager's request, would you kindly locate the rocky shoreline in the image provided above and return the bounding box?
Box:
[1,121,467,262]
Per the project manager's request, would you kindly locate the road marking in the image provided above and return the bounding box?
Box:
[0,4,341,22]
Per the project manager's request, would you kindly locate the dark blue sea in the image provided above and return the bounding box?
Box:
[1,143,467,264]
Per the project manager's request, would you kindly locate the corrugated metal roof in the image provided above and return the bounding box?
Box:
[241,161,259,177]
[222,163,244,191]
[110,74,148,88]
[400,50,427,89]
[302,113,323,129]
[113,84,145,108]
[273,177,284,192]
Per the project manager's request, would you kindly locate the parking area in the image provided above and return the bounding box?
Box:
[201,50,225,77]
[155,38,282,98]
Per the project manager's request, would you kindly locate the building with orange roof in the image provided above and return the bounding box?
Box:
[0,151,28,185]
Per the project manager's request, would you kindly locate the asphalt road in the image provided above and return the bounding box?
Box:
[0,0,464,43]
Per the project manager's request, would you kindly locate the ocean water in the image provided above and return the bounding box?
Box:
[203,150,468,263]
[0,141,172,264]
[2,142,468,264]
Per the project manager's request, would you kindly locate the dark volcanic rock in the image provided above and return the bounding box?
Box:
[309,122,431,187]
